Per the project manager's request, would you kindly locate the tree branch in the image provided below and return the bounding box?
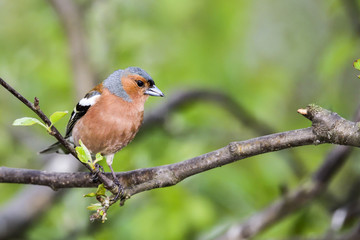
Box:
[0,127,314,190]
[2,105,360,200]
[216,104,360,240]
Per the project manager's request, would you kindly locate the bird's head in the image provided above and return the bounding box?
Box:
[103,67,164,103]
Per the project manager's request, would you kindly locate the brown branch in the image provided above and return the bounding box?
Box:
[0,127,314,190]
[1,105,360,198]
[216,104,360,240]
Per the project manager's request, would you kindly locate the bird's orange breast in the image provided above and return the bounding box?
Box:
[72,88,144,155]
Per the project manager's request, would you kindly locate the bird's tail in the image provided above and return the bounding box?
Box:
[39,142,70,154]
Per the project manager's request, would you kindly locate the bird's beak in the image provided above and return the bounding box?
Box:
[145,85,165,97]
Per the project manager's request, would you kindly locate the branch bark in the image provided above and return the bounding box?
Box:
[216,104,360,240]
[1,105,360,199]
[0,128,314,191]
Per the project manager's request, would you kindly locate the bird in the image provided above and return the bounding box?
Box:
[40,67,164,188]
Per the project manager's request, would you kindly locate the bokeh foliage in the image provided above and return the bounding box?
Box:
[1,0,360,239]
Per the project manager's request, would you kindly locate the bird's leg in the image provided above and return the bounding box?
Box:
[108,164,120,186]
[108,164,124,201]
[105,154,124,201]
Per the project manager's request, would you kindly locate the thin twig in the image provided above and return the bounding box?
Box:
[0,78,77,158]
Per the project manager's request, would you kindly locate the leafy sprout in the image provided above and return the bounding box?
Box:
[13,111,68,133]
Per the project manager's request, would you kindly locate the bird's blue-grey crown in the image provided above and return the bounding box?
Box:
[125,67,153,82]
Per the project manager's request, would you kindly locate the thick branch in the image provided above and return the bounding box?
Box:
[0,128,315,192]
[216,104,360,240]
[2,105,360,197]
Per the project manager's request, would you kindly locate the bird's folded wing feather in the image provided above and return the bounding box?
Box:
[39,90,101,154]
[65,90,101,138]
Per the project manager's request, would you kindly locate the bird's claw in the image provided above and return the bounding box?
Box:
[95,163,105,173]
[111,177,125,202]
[90,164,105,183]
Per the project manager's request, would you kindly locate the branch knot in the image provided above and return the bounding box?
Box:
[299,104,360,147]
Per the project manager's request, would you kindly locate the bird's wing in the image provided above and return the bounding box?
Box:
[65,90,101,138]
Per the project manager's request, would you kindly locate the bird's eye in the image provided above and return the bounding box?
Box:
[136,80,144,87]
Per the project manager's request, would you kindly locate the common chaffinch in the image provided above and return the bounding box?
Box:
[41,67,164,184]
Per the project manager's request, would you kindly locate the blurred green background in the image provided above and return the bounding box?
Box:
[1,0,360,239]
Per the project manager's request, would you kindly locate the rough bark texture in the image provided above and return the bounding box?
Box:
[1,105,360,200]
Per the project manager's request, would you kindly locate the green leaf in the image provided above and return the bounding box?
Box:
[50,111,68,125]
[87,203,102,211]
[13,117,47,129]
[76,140,92,163]
[354,59,360,71]
[83,192,96,198]
[13,117,42,126]
[79,140,92,161]
[94,153,104,164]
[76,146,88,163]
[96,184,106,196]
